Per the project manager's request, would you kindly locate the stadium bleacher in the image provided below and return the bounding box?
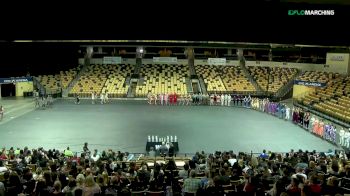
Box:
[136,64,189,97]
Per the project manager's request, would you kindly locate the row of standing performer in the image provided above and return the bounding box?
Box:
[34,94,54,109]
[74,92,110,105]
[292,107,350,148]
[147,93,254,107]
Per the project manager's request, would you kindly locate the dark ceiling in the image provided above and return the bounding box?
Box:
[1,1,349,46]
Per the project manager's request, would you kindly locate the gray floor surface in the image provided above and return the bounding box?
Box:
[0,98,340,154]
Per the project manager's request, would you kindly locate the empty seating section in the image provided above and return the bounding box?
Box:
[70,64,111,97]
[248,66,268,91]
[195,65,226,93]
[248,66,298,93]
[297,71,339,83]
[136,64,189,96]
[268,67,298,93]
[60,67,80,89]
[221,66,255,92]
[101,64,134,97]
[36,74,61,93]
[195,65,256,93]
[298,73,350,123]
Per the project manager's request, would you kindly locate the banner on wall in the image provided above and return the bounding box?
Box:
[153,57,177,63]
[294,80,326,87]
[0,77,33,84]
[208,58,226,65]
[103,56,122,64]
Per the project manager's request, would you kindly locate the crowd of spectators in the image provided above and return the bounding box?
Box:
[0,143,350,196]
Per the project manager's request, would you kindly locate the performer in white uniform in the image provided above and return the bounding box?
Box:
[227,94,231,107]
[164,93,168,106]
[160,94,164,105]
[285,106,290,120]
[339,127,345,146]
[154,94,158,105]
[210,94,214,106]
[221,94,225,106]
[345,129,350,148]
[247,95,252,108]
[92,92,95,104]
[105,91,109,104]
[100,93,104,104]
[243,96,248,108]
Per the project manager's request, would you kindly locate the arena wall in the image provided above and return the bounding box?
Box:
[79,58,336,72]
[15,81,33,97]
[325,53,350,75]
[292,85,316,99]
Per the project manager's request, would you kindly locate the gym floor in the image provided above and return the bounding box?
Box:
[0,98,340,154]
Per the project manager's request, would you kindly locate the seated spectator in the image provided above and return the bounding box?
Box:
[292,167,307,181]
[138,165,150,186]
[219,169,230,185]
[302,175,321,196]
[286,177,301,196]
[204,176,225,196]
[200,170,210,189]
[259,149,269,159]
[0,160,7,173]
[183,170,201,194]
[228,154,237,166]
[83,175,101,196]
[91,149,100,162]
[178,163,190,179]
[64,147,74,157]
[62,178,77,195]
[321,176,341,195]
[266,180,286,196]
[0,181,4,196]
[51,180,64,195]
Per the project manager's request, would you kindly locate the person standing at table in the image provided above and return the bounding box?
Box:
[149,147,156,157]
[168,143,175,157]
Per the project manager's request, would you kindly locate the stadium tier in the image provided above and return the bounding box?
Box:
[195,64,227,92]
[221,66,256,92]
[136,64,189,97]
[297,72,350,123]
[297,71,339,84]
[248,66,298,93]
[60,67,80,89]
[248,66,269,91]
[195,65,255,93]
[100,64,134,98]
[35,74,61,94]
[69,64,133,97]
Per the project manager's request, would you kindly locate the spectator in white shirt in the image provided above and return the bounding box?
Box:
[0,161,8,173]
[91,149,100,162]
[292,167,307,181]
[228,154,237,167]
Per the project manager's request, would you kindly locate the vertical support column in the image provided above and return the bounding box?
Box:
[187,48,196,77]
[0,84,1,99]
[134,58,142,76]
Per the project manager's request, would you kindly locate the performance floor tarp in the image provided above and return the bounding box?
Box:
[0,99,340,154]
